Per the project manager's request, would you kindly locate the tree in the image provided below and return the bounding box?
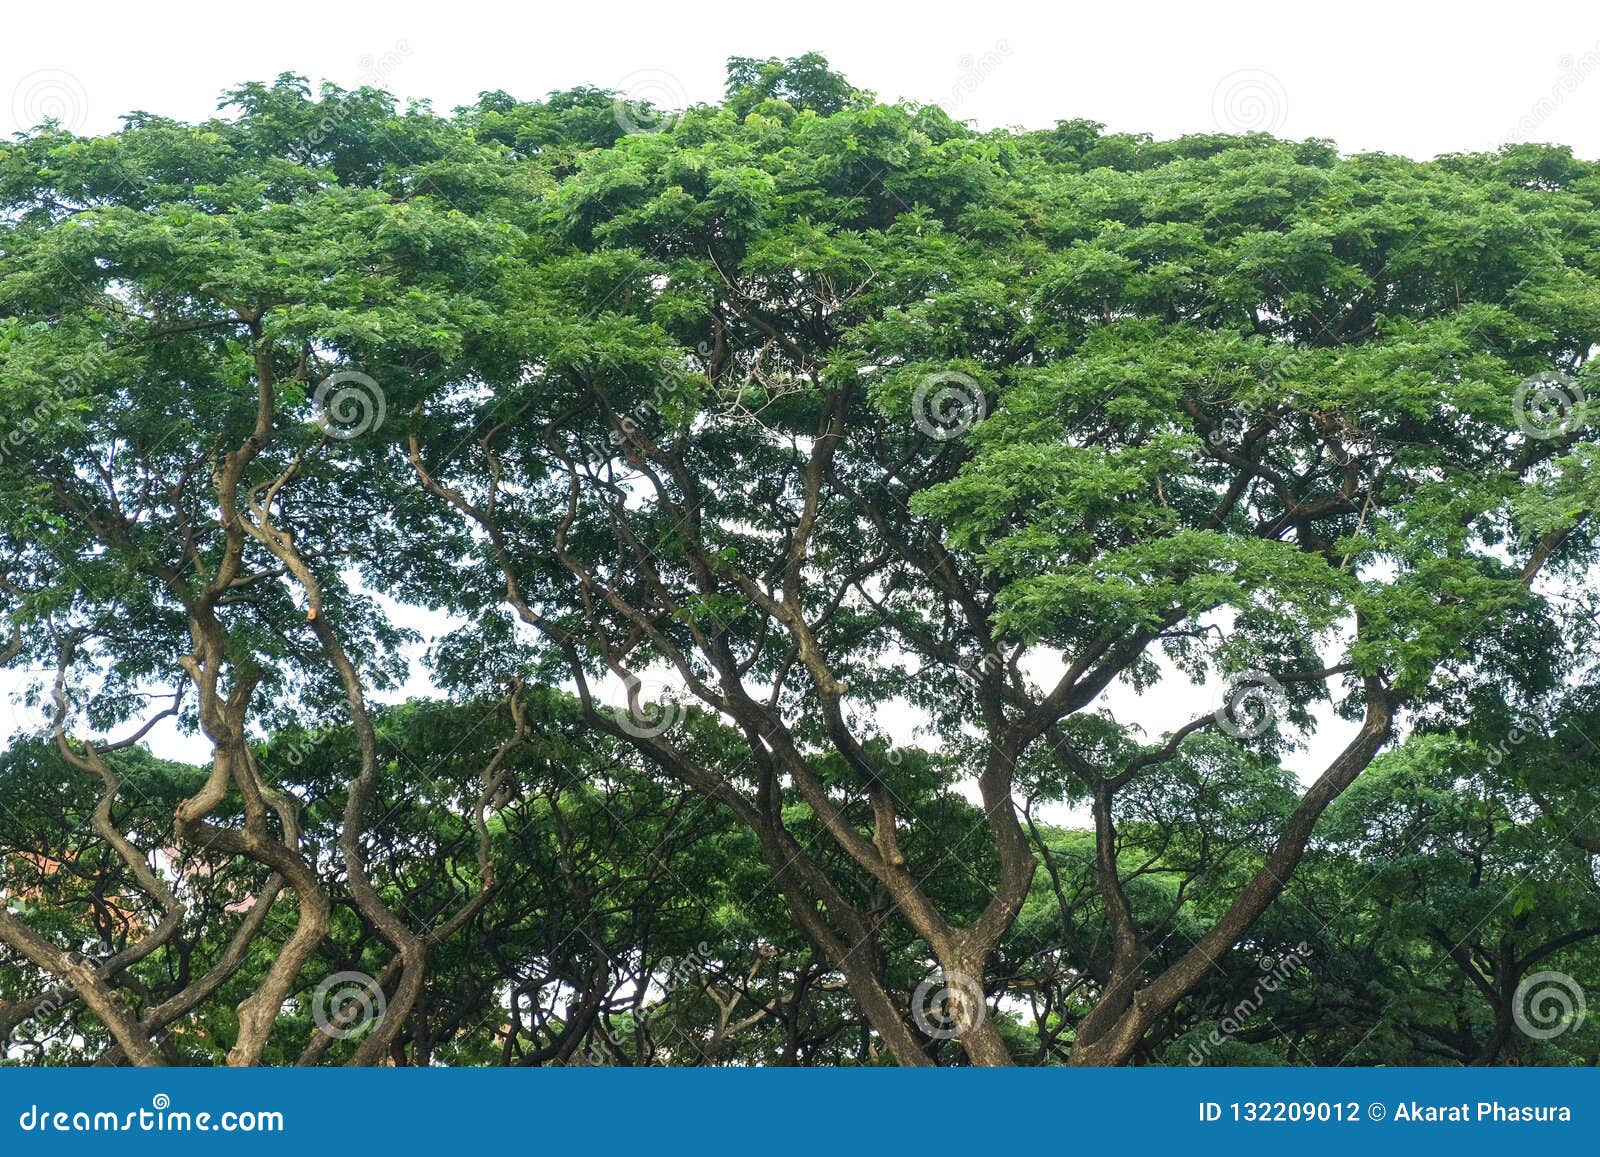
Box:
[0,75,525,1064]
[405,61,1600,1064]
[1236,702,1600,1066]
[4,57,1598,1067]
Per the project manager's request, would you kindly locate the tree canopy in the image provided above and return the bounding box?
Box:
[2,56,1597,1066]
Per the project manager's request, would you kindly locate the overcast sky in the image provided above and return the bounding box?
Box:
[6,0,1600,157]
[4,2,1595,777]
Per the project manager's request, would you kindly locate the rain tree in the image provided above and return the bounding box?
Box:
[2,57,1598,1067]
[0,77,526,1064]
[405,61,1600,1064]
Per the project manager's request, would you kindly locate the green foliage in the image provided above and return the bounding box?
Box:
[2,54,1598,1068]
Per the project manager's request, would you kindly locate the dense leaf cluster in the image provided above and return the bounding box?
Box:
[1,56,1596,1065]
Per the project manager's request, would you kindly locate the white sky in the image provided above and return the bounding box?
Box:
[4,0,1600,157]
[5,1,1594,780]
